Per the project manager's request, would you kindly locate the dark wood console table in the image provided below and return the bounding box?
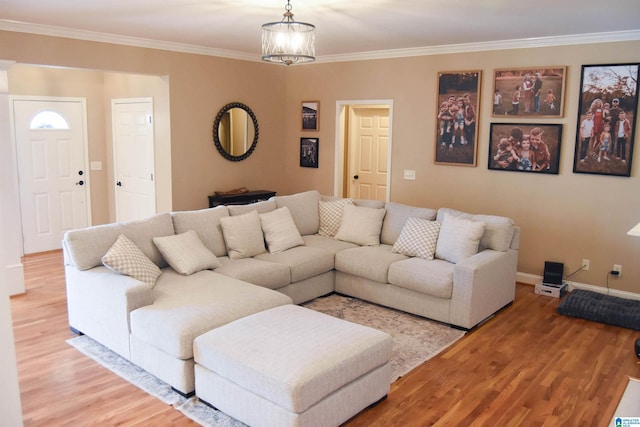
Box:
[208,190,276,207]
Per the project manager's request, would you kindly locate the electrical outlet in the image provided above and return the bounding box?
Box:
[403,170,416,180]
[613,264,622,277]
[582,259,590,271]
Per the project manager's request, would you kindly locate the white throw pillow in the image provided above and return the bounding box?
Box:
[435,213,486,263]
[101,234,161,288]
[318,198,353,237]
[153,230,221,275]
[219,210,267,259]
[392,217,441,260]
[334,204,386,246]
[259,206,305,253]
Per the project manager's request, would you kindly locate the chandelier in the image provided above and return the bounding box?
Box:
[261,0,316,65]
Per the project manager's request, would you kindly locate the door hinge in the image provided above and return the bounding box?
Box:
[151,173,154,181]
[147,114,153,125]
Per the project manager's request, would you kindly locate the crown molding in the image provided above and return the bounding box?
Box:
[2,19,639,64]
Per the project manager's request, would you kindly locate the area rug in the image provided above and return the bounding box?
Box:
[67,295,465,426]
[557,290,640,331]
[609,377,640,426]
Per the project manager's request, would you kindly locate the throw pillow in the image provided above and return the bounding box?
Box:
[101,234,161,288]
[392,217,441,260]
[435,213,486,264]
[259,206,305,253]
[219,210,266,259]
[334,204,386,246]
[153,230,221,275]
[318,198,353,237]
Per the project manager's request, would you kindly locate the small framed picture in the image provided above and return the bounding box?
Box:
[573,63,639,177]
[492,66,567,118]
[302,101,319,131]
[300,137,319,168]
[488,123,563,174]
[434,70,481,167]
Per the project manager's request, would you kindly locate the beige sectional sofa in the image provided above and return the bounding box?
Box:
[63,189,519,396]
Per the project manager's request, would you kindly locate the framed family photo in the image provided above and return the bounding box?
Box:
[300,137,319,168]
[573,63,639,177]
[302,101,319,131]
[488,123,562,174]
[434,70,481,167]
[492,66,567,118]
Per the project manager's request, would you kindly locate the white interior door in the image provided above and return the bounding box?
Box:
[348,107,389,201]
[112,98,156,222]
[12,97,90,254]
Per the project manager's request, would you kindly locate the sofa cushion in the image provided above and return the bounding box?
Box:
[153,230,221,275]
[435,213,485,264]
[318,198,353,237]
[228,199,277,216]
[335,245,408,283]
[219,211,266,259]
[392,217,441,260]
[334,204,386,246]
[171,206,229,257]
[302,234,359,255]
[437,208,515,252]
[129,270,293,359]
[275,190,321,235]
[64,213,174,270]
[215,257,291,290]
[388,258,454,299]
[254,246,334,283]
[101,234,161,288]
[381,202,437,245]
[321,195,385,209]
[259,207,305,253]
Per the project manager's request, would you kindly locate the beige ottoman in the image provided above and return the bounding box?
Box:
[194,304,393,427]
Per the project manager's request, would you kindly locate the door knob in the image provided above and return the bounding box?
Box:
[353,175,359,180]
[116,181,122,187]
[76,180,84,186]
[78,170,84,176]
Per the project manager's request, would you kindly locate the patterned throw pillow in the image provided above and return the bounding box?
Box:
[101,234,161,288]
[392,217,441,259]
[318,198,354,237]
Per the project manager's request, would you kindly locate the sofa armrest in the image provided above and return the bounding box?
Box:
[66,265,153,359]
[450,248,518,329]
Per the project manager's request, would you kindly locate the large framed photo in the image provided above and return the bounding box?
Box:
[435,70,481,167]
[573,63,639,177]
[300,137,319,168]
[488,123,562,174]
[302,101,319,131]
[492,66,566,117]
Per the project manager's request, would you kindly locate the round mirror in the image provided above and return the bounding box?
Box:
[213,102,259,161]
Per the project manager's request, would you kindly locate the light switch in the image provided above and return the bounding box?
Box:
[90,161,102,171]
[403,169,416,180]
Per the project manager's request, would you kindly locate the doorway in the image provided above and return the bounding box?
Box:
[112,98,156,222]
[335,100,393,201]
[11,96,90,254]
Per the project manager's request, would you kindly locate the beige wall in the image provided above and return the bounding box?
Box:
[1,30,639,294]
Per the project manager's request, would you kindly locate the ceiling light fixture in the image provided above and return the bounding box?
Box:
[261,0,315,65]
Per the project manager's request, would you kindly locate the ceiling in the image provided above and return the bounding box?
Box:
[1,0,640,62]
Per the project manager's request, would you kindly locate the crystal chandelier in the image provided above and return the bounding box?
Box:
[261,0,316,65]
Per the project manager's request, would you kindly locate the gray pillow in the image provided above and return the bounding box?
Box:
[220,210,267,259]
[259,207,305,253]
[334,204,386,246]
[435,213,485,263]
[153,230,221,275]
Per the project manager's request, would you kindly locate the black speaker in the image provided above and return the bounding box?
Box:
[635,339,640,358]
[543,261,564,285]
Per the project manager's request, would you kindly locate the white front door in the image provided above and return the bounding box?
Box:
[348,107,389,201]
[112,98,156,222]
[12,97,90,254]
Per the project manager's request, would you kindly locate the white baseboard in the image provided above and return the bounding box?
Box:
[517,271,640,301]
[4,263,25,296]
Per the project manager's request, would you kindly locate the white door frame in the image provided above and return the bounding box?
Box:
[334,100,393,200]
[10,95,91,255]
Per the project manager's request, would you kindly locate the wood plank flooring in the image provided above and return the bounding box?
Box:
[10,250,640,426]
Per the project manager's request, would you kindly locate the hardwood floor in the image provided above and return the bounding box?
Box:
[10,250,640,426]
